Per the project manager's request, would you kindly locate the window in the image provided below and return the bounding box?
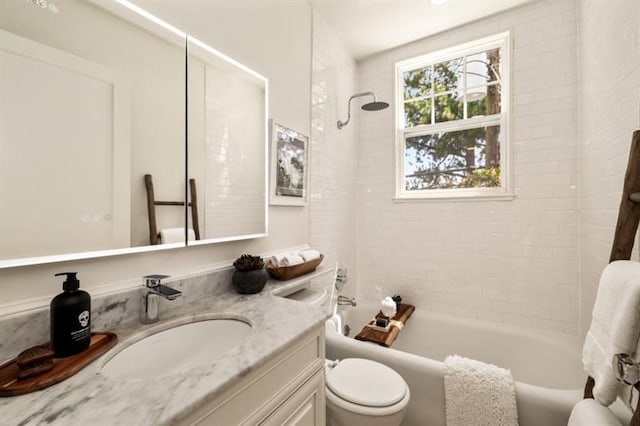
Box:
[395,32,512,200]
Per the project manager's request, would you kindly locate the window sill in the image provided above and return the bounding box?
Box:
[394,190,516,202]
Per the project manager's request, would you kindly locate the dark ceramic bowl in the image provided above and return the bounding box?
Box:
[232,269,268,294]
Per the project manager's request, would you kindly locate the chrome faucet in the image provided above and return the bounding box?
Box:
[141,274,182,324]
[337,295,356,307]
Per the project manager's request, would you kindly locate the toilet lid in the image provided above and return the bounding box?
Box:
[326,358,407,407]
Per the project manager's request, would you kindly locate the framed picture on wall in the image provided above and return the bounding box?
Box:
[270,121,309,206]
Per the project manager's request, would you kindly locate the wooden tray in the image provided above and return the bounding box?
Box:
[354,304,415,347]
[0,332,117,397]
[266,254,324,281]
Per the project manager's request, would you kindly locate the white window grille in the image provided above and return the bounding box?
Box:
[395,32,514,201]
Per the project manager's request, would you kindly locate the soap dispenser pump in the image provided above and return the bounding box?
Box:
[51,272,91,357]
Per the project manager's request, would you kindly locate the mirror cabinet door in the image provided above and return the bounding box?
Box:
[0,0,187,266]
[186,37,268,245]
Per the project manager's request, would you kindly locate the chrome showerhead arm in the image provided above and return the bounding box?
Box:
[337,91,377,129]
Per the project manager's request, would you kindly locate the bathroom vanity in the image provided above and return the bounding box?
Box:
[0,268,332,425]
[180,326,325,425]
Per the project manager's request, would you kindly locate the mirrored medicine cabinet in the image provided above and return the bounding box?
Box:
[0,0,268,268]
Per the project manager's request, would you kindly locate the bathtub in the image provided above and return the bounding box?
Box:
[325,302,603,426]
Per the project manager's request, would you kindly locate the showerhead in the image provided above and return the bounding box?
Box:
[337,91,389,129]
[361,101,389,111]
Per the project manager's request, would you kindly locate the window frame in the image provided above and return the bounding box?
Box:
[394,31,514,201]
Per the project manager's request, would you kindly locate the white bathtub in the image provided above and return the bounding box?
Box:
[325,302,590,426]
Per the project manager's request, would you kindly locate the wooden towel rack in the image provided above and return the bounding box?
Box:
[144,174,201,245]
[583,130,640,426]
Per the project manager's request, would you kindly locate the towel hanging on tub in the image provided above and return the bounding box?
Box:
[444,355,518,426]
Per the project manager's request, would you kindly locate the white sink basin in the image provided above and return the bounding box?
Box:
[101,319,251,380]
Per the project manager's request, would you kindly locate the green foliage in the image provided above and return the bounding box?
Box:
[233,254,264,271]
[459,166,501,188]
[403,60,464,126]
[402,50,502,191]
[404,126,490,190]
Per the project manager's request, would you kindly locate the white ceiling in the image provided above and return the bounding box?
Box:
[309,0,535,60]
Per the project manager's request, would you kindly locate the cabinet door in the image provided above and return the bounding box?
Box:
[261,369,325,426]
[181,328,324,426]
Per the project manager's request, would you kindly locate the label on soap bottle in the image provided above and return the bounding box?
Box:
[71,310,91,342]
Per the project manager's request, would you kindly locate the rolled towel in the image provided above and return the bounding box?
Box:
[583,260,640,405]
[159,228,196,244]
[444,355,518,426]
[159,228,182,244]
[299,249,321,262]
[270,252,304,267]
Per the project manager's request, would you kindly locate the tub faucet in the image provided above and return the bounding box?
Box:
[141,274,182,324]
[337,295,356,307]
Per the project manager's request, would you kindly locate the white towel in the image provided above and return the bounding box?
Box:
[567,399,622,426]
[299,249,321,262]
[444,355,518,426]
[583,260,640,406]
[270,252,304,267]
[159,227,196,244]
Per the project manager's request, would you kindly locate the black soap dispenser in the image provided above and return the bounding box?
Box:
[51,272,91,357]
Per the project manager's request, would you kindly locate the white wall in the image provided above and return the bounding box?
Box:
[202,63,266,238]
[310,12,359,296]
[578,0,640,335]
[356,0,581,334]
[0,2,313,310]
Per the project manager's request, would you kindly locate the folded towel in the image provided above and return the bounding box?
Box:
[444,355,518,426]
[159,228,196,244]
[270,252,304,267]
[568,399,622,426]
[583,260,640,405]
[354,303,415,347]
[299,249,321,262]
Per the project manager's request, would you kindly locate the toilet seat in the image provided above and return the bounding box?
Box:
[326,358,407,407]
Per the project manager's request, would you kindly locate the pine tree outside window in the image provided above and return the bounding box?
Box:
[395,32,514,200]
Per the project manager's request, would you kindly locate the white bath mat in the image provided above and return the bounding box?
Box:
[444,354,518,426]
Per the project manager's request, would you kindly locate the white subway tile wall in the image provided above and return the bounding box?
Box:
[357,0,581,334]
[204,65,265,238]
[310,12,359,294]
[578,0,640,335]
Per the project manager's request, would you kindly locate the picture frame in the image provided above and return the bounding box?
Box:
[269,121,309,206]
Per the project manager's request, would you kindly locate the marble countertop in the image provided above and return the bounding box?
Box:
[0,275,332,426]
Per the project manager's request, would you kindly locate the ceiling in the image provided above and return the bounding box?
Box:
[135,0,536,62]
[309,0,535,60]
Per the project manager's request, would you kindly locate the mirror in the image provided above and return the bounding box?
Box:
[0,0,267,267]
[187,37,267,243]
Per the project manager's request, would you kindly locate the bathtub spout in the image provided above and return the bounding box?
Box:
[337,295,356,306]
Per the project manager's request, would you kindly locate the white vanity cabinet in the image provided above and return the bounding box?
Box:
[179,325,326,426]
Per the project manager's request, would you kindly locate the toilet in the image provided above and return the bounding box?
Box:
[325,358,410,426]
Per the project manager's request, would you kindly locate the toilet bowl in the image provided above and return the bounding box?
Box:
[325,358,410,426]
